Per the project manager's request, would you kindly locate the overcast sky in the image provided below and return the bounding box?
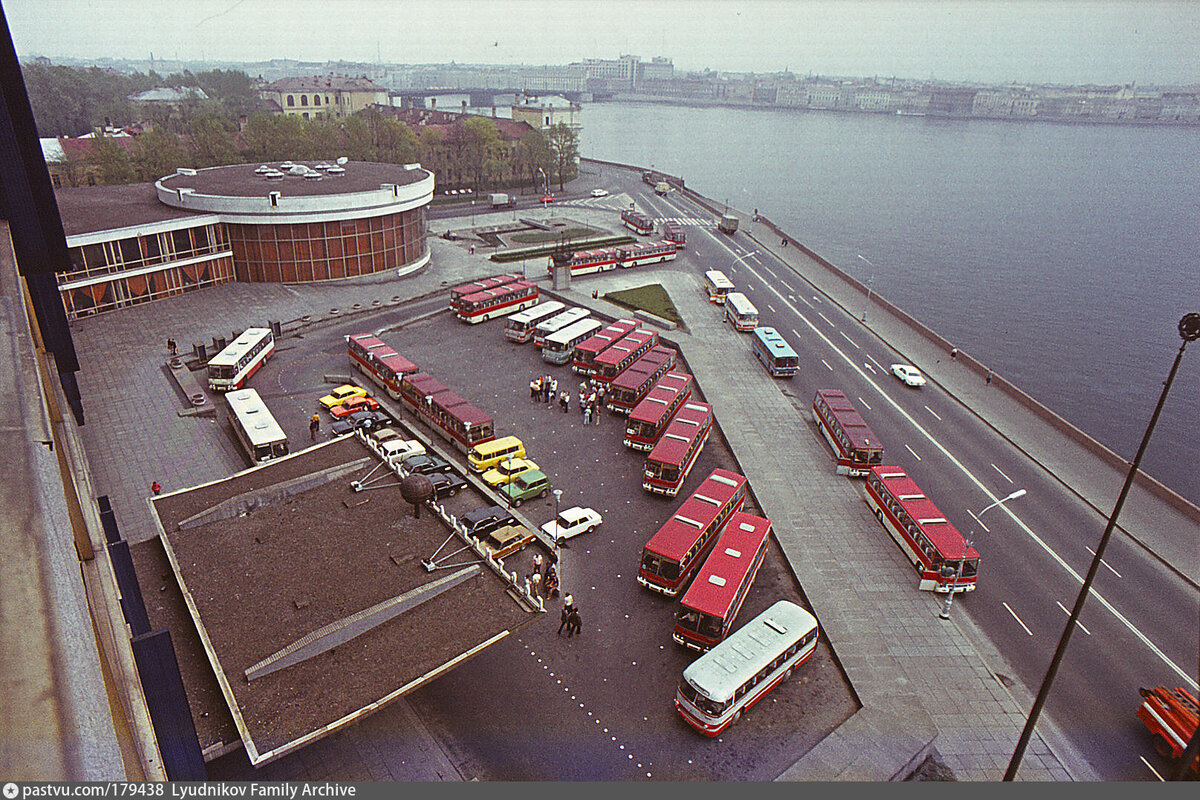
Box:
[5,0,1199,85]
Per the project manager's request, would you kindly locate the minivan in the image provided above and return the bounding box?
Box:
[467,435,526,473]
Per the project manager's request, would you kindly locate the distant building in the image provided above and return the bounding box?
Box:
[258,75,388,120]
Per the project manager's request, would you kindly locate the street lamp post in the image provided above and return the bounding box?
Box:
[939,488,1026,620]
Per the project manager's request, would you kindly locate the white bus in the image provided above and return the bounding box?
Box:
[541,319,603,365]
[504,300,566,344]
[674,600,819,737]
[533,307,590,348]
[724,292,759,331]
[226,388,289,464]
[703,270,735,304]
[207,327,275,392]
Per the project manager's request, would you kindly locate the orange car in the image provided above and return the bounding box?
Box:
[329,395,381,419]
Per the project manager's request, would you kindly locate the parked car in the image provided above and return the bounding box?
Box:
[890,364,927,388]
[319,383,367,409]
[590,188,609,197]
[427,471,467,499]
[329,395,380,418]
[481,524,536,560]
[540,506,602,543]
[460,505,517,539]
[481,457,541,488]
[399,453,454,477]
[329,410,388,435]
[499,470,551,507]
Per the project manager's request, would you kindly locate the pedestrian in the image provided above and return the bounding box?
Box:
[166,337,177,356]
[151,481,161,496]
[309,412,320,440]
[583,406,591,426]
[985,368,993,385]
[950,347,959,360]
[566,606,582,638]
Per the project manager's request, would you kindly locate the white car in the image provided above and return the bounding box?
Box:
[891,364,927,387]
[540,506,602,543]
[590,188,609,197]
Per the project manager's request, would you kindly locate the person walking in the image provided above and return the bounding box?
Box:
[309,413,320,440]
[566,606,582,638]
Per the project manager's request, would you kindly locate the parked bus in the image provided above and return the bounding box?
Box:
[703,270,735,304]
[662,220,686,248]
[605,345,677,414]
[226,388,289,464]
[400,372,495,453]
[454,280,539,324]
[643,401,713,497]
[724,292,759,331]
[616,240,678,268]
[533,307,590,348]
[504,300,566,343]
[207,327,274,392]
[571,318,640,376]
[751,327,799,378]
[449,272,521,313]
[864,466,979,593]
[346,333,418,399]
[624,372,694,451]
[593,329,660,384]
[812,389,885,476]
[673,511,772,652]
[541,318,603,365]
[675,601,819,737]
[637,468,747,596]
[621,209,655,236]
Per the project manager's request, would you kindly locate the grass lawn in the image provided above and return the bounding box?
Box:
[603,284,685,329]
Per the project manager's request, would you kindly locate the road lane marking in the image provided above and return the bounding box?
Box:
[1085,546,1123,578]
[821,359,833,372]
[904,444,922,461]
[991,463,1014,484]
[839,331,860,349]
[1140,756,1165,781]
[925,405,942,421]
[1057,601,1092,635]
[858,396,872,410]
[1003,602,1034,636]
[967,509,991,533]
[818,312,834,326]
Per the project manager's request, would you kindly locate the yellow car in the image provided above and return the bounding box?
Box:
[481,457,540,488]
[319,384,367,409]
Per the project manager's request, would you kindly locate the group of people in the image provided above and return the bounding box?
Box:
[529,374,606,424]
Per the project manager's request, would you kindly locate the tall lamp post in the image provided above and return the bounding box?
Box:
[1005,312,1200,781]
[939,488,1026,620]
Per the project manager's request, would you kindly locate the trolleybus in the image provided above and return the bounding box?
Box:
[533,306,590,348]
[751,327,799,378]
[662,220,685,248]
[675,601,819,737]
[703,270,734,304]
[605,345,677,414]
[346,333,418,399]
[673,511,772,651]
[454,280,539,324]
[624,371,693,451]
[572,318,640,375]
[621,209,655,236]
[864,466,979,593]
[504,300,566,343]
[207,327,275,392]
[637,468,747,596]
[593,329,660,384]
[724,292,759,331]
[812,389,884,476]
[400,373,496,453]
[643,401,713,497]
[541,318,603,365]
[226,388,289,464]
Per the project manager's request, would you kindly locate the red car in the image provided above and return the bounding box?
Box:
[540,194,555,203]
[329,395,381,419]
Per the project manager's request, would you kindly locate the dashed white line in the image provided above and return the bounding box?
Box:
[925,405,942,421]
[1085,546,1123,578]
[1003,602,1034,635]
[991,463,1014,484]
[858,396,872,410]
[817,312,834,326]
[904,444,922,461]
[1056,601,1092,635]
[839,331,860,349]
[820,359,833,372]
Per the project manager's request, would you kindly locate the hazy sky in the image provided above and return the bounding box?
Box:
[5,0,1199,85]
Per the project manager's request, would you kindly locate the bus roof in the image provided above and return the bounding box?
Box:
[226,388,286,445]
[678,511,772,619]
[869,467,977,560]
[643,469,747,560]
[208,328,272,367]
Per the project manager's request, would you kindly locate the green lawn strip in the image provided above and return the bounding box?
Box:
[603,284,685,328]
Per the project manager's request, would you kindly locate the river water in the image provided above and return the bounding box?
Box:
[580,102,1200,505]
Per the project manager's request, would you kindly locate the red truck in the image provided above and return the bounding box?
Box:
[1137,685,1198,773]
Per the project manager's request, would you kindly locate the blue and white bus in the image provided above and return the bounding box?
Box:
[751,327,798,378]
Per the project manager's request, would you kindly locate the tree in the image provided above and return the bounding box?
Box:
[545,123,579,191]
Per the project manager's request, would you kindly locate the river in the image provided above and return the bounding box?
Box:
[580,101,1200,506]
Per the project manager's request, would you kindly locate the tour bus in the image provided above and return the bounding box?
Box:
[703,270,735,304]
[662,220,686,249]
[605,345,677,414]
[637,469,747,596]
[504,300,566,343]
[207,327,275,392]
[812,389,885,476]
[572,318,640,375]
[541,318,603,365]
[751,327,799,378]
[616,240,678,268]
[593,329,660,384]
[346,333,418,399]
[624,372,694,451]
[673,511,772,652]
[226,388,289,464]
[449,273,522,314]
[533,307,590,349]
[621,209,656,236]
[399,372,496,453]
[643,401,713,497]
[454,281,539,324]
[724,292,759,331]
[864,466,979,593]
[675,601,819,737]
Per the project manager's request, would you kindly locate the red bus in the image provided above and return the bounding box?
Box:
[616,240,677,268]
[621,209,655,236]
[399,373,495,452]
[673,511,772,651]
[643,401,713,497]
[864,466,979,593]
[624,371,694,451]
[548,247,619,277]
[638,469,748,596]
[454,280,539,324]
[449,272,521,312]
[593,329,660,384]
[605,345,677,414]
[662,221,685,248]
[572,318,640,375]
[812,389,885,477]
[346,333,418,400]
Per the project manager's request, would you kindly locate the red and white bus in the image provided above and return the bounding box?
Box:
[572,318,640,375]
[593,329,660,384]
[673,511,772,652]
[643,401,713,497]
[621,209,655,236]
[662,221,685,248]
[624,371,694,451]
[616,240,677,268]
[812,389,885,477]
[504,300,566,343]
[454,280,539,324]
[864,466,979,593]
[638,468,748,596]
[399,373,496,453]
[449,272,522,312]
[207,327,275,392]
[533,307,590,349]
[675,601,819,737]
[346,333,418,400]
[548,248,620,277]
[605,345,677,414]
